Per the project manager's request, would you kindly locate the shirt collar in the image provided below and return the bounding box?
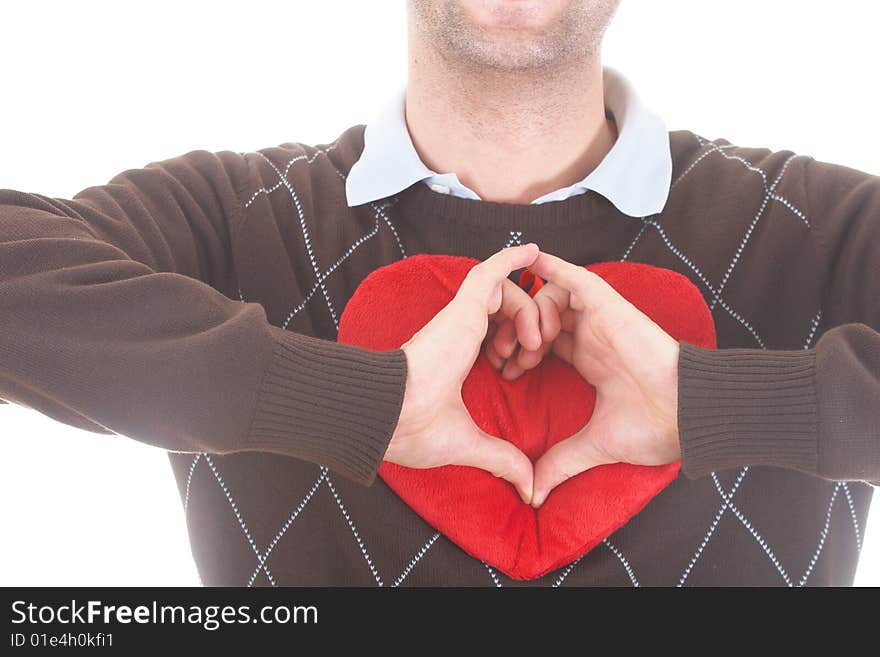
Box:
[345,65,672,217]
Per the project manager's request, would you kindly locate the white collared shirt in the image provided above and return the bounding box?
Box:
[345,65,673,218]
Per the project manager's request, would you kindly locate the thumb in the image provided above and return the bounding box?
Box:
[455,424,534,504]
[531,429,610,508]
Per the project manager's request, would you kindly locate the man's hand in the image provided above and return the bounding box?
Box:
[487,251,682,508]
[389,243,543,503]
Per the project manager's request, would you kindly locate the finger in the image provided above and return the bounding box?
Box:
[535,282,581,335]
[533,283,569,342]
[526,252,610,312]
[513,284,542,352]
[501,345,526,381]
[436,244,539,359]
[499,346,529,381]
[531,434,609,508]
[560,308,578,333]
[550,330,575,365]
[516,340,553,371]
[482,339,506,371]
[458,429,534,504]
[497,278,541,351]
[492,317,519,358]
[460,243,540,316]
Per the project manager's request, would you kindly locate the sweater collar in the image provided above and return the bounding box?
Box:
[345,65,672,218]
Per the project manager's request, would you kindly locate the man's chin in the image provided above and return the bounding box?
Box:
[411,0,612,71]
[461,0,567,31]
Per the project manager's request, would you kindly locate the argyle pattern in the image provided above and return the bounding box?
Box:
[173,132,871,586]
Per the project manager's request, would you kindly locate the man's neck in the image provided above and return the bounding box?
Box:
[405,47,617,204]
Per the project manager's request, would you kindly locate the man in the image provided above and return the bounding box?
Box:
[0,0,876,586]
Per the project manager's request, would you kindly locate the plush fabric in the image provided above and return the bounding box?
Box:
[337,254,717,580]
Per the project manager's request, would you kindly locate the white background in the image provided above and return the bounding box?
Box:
[0,0,877,585]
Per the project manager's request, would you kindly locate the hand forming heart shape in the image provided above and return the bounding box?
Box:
[337,252,716,580]
[487,251,690,508]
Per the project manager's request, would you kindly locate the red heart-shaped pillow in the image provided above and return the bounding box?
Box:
[338,254,716,580]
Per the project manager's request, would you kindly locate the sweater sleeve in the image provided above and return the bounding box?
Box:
[676,156,880,483]
[0,149,407,486]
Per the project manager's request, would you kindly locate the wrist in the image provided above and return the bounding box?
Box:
[659,335,682,461]
[670,339,681,458]
[391,339,428,453]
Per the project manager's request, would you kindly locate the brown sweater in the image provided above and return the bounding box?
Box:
[1,124,877,586]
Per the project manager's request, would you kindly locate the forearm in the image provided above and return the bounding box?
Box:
[676,322,880,483]
[0,151,407,486]
[0,270,406,483]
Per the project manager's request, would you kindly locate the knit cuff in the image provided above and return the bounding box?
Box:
[677,341,819,479]
[244,325,408,486]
